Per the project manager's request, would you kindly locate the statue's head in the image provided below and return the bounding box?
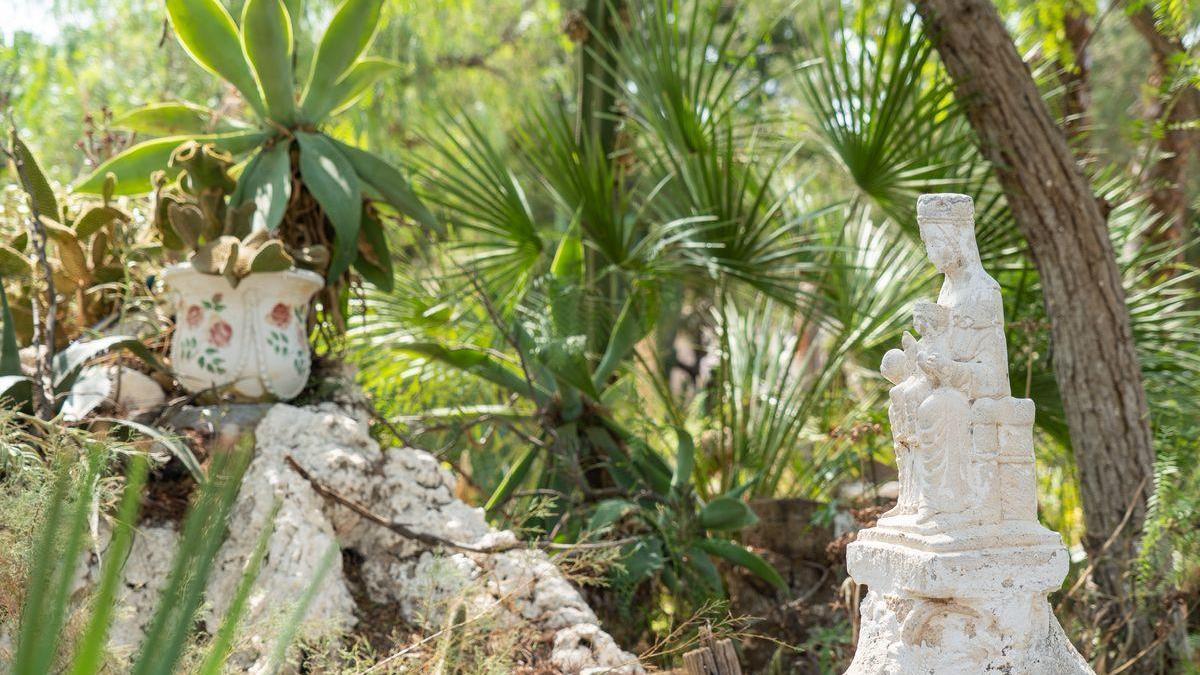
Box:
[880,348,909,385]
[917,194,980,274]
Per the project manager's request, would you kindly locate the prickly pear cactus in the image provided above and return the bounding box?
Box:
[153,141,322,287]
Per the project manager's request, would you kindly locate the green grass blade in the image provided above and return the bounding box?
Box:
[196,498,282,675]
[69,454,150,675]
[263,543,340,674]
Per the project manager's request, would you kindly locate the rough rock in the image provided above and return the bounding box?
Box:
[112,400,641,673]
[250,402,643,674]
[109,526,179,659]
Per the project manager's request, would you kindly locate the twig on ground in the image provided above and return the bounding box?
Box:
[285,454,639,555]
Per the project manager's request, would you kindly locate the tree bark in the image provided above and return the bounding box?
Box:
[1058,9,1093,149]
[912,0,1160,659]
[1127,7,1199,250]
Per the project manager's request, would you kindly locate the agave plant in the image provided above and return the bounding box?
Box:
[73,0,436,321]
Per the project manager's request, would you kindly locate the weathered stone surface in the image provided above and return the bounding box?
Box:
[114,400,641,673]
[846,194,1091,673]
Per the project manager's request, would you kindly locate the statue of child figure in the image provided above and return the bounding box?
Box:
[879,300,951,523]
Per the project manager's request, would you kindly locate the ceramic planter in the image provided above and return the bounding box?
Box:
[162,263,323,401]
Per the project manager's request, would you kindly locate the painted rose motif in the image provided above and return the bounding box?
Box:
[269,302,291,328]
[209,320,233,347]
[186,305,203,327]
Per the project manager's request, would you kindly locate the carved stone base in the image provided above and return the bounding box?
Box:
[846,538,1093,674]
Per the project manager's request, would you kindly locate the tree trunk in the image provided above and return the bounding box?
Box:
[1127,7,1199,252]
[1057,10,1092,149]
[911,0,1163,663]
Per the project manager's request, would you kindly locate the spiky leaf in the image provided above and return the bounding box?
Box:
[353,204,393,290]
[239,140,292,233]
[74,132,266,196]
[299,0,383,121]
[295,131,362,280]
[319,57,401,120]
[165,0,267,118]
[330,138,438,234]
[0,286,20,377]
[113,102,235,135]
[241,0,296,124]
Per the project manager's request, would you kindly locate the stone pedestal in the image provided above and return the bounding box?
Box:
[845,194,1092,674]
[847,535,1090,673]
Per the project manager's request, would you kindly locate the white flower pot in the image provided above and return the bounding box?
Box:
[162,263,323,401]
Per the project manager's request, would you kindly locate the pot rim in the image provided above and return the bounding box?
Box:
[161,261,325,288]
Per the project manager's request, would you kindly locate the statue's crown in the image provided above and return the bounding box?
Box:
[917,193,974,222]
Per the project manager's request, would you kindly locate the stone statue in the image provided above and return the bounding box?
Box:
[844,194,1092,674]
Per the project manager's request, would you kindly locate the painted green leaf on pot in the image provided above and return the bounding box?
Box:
[299,0,384,122]
[240,0,296,124]
[328,137,438,234]
[238,141,292,233]
[165,0,267,118]
[353,204,393,291]
[74,131,267,196]
[295,131,361,281]
[112,102,240,136]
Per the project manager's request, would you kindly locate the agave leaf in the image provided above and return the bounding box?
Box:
[112,102,239,136]
[239,140,292,233]
[8,131,58,222]
[241,0,296,124]
[295,131,362,281]
[592,286,657,389]
[670,426,694,496]
[165,0,267,118]
[484,444,537,516]
[694,538,786,591]
[74,205,128,239]
[299,0,384,122]
[51,335,155,391]
[74,131,267,196]
[0,375,32,409]
[319,57,401,120]
[353,204,393,291]
[328,138,438,234]
[0,285,20,377]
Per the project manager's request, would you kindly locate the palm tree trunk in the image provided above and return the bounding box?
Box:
[911,0,1167,665]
